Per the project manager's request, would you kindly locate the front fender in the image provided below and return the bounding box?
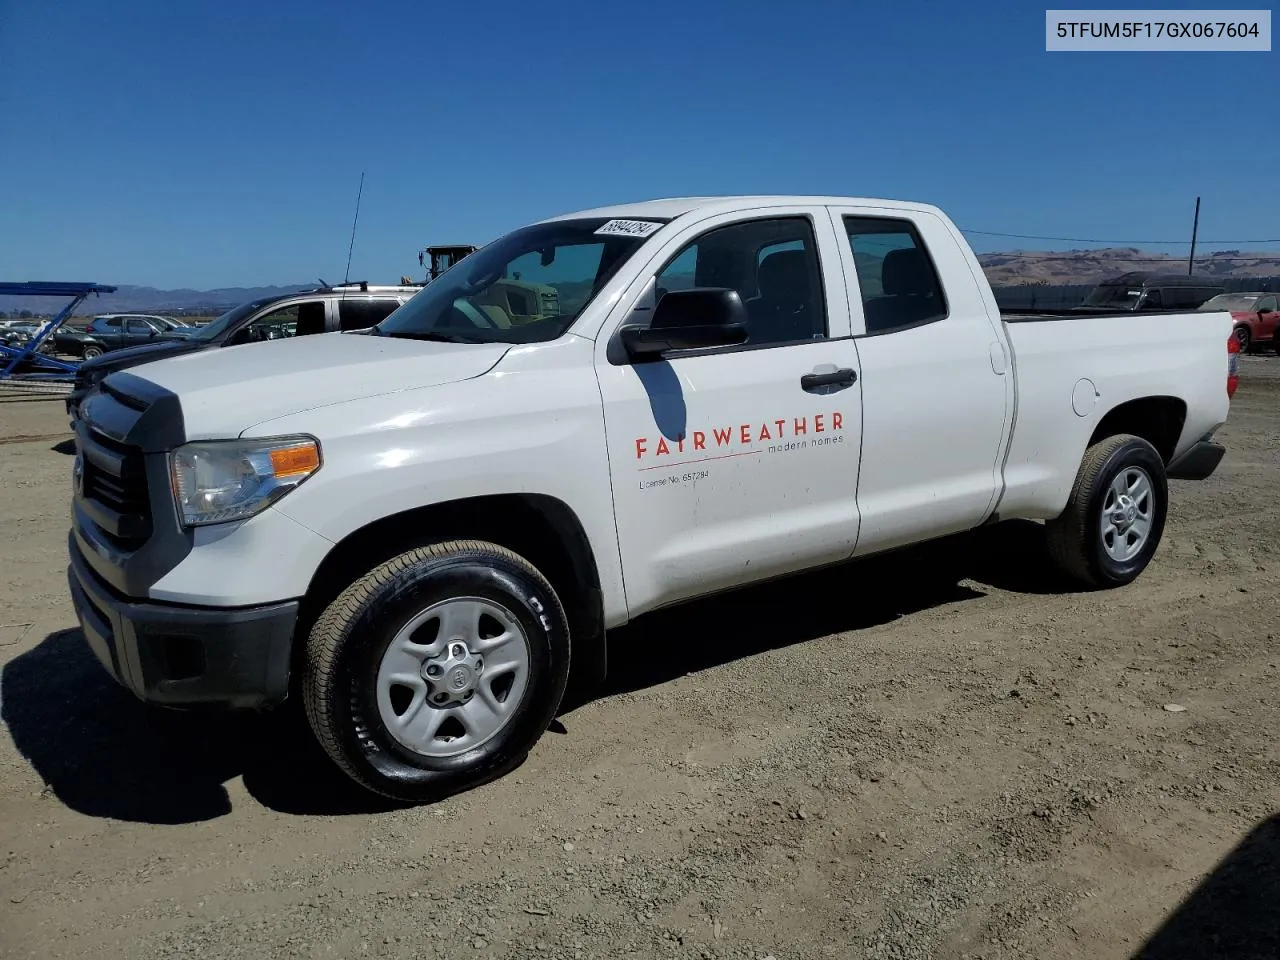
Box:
[239,338,629,626]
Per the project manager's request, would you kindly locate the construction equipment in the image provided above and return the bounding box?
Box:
[410,244,563,327]
[418,244,478,282]
[0,282,117,386]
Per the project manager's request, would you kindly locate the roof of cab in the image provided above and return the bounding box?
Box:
[537,195,945,225]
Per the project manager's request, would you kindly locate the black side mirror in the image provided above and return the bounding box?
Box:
[618,288,749,361]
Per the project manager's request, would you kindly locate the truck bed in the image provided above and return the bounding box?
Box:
[993,306,1232,523]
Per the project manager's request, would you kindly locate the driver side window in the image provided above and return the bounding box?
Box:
[653,217,827,348]
[238,304,302,343]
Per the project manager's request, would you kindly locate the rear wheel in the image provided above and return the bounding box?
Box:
[1046,434,1168,588]
[1233,325,1251,353]
[81,344,104,359]
[302,540,571,803]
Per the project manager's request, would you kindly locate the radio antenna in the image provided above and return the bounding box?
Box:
[343,171,365,284]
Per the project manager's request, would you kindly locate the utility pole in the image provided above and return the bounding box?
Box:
[1187,196,1200,275]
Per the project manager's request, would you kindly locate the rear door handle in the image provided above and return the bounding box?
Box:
[801,367,857,392]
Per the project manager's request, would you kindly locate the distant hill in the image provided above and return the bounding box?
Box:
[3,248,1278,318]
[0,283,315,317]
[977,248,1280,286]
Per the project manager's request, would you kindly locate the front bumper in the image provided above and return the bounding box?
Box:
[1167,438,1226,481]
[68,535,297,709]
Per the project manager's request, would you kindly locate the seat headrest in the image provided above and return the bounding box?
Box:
[295,302,327,336]
[757,249,810,301]
[881,247,934,296]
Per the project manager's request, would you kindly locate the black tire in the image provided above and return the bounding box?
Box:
[1233,325,1251,354]
[81,344,104,359]
[1046,433,1168,589]
[301,540,570,803]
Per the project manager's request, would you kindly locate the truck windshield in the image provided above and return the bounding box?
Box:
[191,297,282,342]
[1083,283,1142,308]
[375,217,665,344]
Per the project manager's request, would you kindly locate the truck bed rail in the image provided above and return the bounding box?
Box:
[1000,307,1222,323]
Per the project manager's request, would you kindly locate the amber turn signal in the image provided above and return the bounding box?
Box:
[269,441,321,478]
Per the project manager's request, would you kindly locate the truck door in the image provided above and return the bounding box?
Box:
[595,208,863,616]
[826,207,1012,556]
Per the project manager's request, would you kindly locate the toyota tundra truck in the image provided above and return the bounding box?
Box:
[65,196,1236,803]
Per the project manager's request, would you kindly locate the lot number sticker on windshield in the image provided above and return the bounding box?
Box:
[595,219,664,238]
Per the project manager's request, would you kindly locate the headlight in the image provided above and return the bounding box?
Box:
[169,436,321,527]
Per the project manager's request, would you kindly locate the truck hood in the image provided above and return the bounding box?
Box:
[111,332,510,439]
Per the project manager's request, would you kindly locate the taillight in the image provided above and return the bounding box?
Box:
[1227,334,1240,399]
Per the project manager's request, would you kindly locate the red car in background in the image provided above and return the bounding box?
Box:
[1199,292,1280,354]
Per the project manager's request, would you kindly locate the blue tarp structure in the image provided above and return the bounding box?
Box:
[0,282,117,380]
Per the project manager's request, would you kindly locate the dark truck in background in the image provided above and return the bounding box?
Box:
[54,314,190,359]
[65,282,419,420]
[1075,272,1226,314]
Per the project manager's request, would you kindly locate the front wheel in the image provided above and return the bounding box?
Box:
[302,540,571,803]
[1046,434,1168,588]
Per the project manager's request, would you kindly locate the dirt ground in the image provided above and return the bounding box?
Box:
[1,361,1277,960]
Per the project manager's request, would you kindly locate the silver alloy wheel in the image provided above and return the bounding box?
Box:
[1100,466,1154,563]
[375,597,531,758]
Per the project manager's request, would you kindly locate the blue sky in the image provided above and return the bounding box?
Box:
[1,0,1275,288]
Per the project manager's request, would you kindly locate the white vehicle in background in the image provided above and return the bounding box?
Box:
[66,195,1236,803]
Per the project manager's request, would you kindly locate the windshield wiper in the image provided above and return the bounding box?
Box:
[379,330,486,344]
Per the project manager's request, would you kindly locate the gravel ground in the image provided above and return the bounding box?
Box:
[1,359,1277,960]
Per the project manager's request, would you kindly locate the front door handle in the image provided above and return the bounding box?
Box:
[801,367,857,392]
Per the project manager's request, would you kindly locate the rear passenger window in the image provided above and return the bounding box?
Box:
[339,298,403,331]
[654,217,827,347]
[844,216,948,333]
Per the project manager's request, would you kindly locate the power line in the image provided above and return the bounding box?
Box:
[961,228,1280,245]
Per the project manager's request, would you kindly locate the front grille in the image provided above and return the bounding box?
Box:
[79,427,152,549]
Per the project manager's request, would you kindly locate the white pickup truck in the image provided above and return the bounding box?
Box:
[66,195,1237,802]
